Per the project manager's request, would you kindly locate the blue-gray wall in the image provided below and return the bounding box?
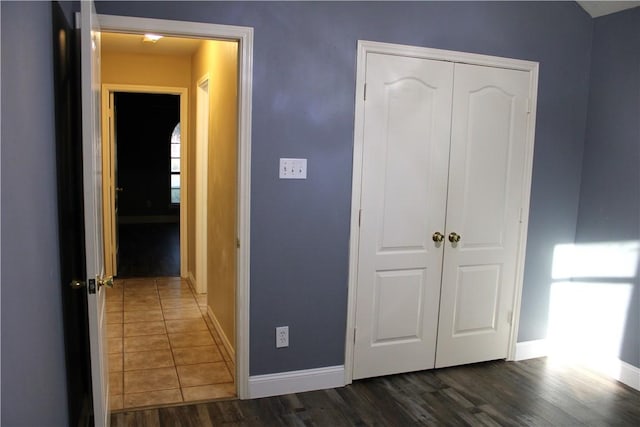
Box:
[94,1,594,374]
[7,0,640,423]
[575,7,640,368]
[1,1,633,423]
[1,2,69,425]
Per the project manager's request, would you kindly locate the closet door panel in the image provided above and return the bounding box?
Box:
[436,63,530,368]
[353,53,453,380]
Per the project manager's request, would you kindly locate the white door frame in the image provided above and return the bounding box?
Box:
[195,75,209,294]
[97,13,253,399]
[101,84,189,279]
[345,40,539,384]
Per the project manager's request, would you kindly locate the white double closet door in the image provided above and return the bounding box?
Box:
[353,52,530,380]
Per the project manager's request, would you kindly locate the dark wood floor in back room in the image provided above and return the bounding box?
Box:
[111,357,640,426]
[117,223,180,278]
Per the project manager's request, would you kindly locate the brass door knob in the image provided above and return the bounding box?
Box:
[432,232,444,243]
[98,276,114,289]
[448,232,461,243]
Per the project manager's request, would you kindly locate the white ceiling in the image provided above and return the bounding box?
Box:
[102,32,203,56]
[577,1,640,17]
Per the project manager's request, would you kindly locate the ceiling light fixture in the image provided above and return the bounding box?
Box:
[142,33,163,43]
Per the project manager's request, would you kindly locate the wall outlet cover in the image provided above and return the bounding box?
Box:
[276,326,289,348]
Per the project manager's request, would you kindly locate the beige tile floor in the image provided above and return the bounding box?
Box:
[106,277,235,411]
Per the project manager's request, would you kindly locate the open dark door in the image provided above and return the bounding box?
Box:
[52,2,94,426]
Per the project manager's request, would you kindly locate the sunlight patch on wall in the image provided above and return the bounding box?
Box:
[552,241,639,280]
[547,241,638,378]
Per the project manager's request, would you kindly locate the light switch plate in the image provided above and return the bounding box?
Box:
[279,158,307,179]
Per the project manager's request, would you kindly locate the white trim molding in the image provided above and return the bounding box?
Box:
[248,366,345,399]
[344,40,539,384]
[97,13,253,400]
[615,360,640,391]
[514,339,548,361]
[514,339,640,391]
[195,75,210,295]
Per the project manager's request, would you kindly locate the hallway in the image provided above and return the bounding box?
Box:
[106,277,235,410]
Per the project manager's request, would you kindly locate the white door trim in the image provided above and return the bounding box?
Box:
[97,14,253,399]
[195,76,209,294]
[345,40,539,384]
[101,84,189,279]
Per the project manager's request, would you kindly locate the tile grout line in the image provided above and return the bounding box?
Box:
[106,278,125,410]
[160,277,186,405]
[115,277,234,408]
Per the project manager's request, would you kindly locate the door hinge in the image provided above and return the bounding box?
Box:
[364,83,367,101]
[358,209,362,227]
[507,310,513,325]
[527,98,532,113]
[353,328,357,343]
[236,238,240,249]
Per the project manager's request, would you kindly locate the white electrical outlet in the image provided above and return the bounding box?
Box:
[276,326,289,348]
[279,158,307,179]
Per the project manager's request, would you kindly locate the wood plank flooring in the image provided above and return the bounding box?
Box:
[111,358,640,426]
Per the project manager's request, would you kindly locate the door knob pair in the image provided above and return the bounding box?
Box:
[432,232,461,243]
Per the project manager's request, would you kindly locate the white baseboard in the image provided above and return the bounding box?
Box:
[248,365,345,399]
[514,339,639,391]
[207,306,235,361]
[515,339,548,361]
[611,360,640,391]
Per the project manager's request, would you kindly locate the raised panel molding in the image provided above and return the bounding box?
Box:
[453,265,501,335]
[373,270,425,343]
[379,79,434,251]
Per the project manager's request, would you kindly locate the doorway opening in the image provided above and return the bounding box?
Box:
[113,92,181,277]
[100,28,244,411]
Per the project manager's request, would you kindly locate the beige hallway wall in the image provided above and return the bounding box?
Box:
[190,40,239,352]
[102,52,191,87]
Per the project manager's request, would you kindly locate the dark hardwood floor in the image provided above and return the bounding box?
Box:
[117,223,180,278]
[111,358,640,426]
